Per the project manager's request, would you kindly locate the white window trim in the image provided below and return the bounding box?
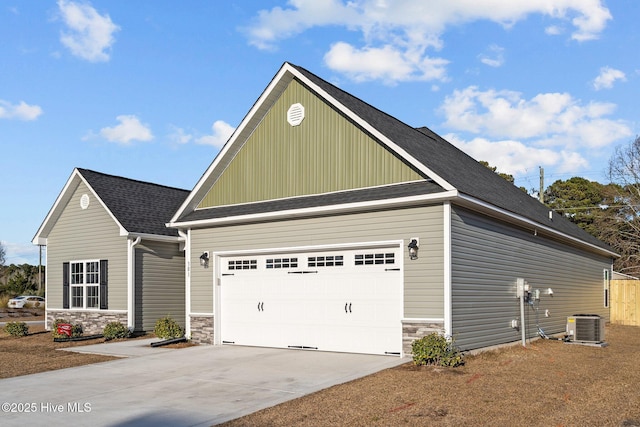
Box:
[69,259,101,310]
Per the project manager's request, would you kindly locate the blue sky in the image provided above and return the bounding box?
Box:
[1,0,638,265]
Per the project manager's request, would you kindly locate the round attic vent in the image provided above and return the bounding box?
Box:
[80,194,90,210]
[287,103,305,126]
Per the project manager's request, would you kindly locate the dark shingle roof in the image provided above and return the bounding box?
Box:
[179,180,443,223]
[78,168,189,237]
[290,63,612,253]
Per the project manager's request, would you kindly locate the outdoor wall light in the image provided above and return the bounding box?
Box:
[200,251,210,268]
[408,238,419,260]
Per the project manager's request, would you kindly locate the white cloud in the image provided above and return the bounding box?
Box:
[478,45,505,68]
[245,1,611,83]
[167,125,193,145]
[445,134,572,175]
[0,99,43,121]
[592,67,626,90]
[245,0,359,51]
[57,0,120,62]
[1,241,43,266]
[100,115,153,144]
[196,120,235,148]
[324,42,448,83]
[545,25,563,36]
[445,134,590,179]
[440,86,632,149]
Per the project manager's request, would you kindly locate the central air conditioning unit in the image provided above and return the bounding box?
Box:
[566,314,605,343]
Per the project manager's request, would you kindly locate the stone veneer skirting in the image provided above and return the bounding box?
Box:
[188,315,443,355]
[402,320,445,356]
[47,310,128,335]
[190,315,214,344]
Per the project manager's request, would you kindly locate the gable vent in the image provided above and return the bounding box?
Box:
[80,194,90,210]
[287,103,305,126]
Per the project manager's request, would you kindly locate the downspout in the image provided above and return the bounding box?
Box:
[178,229,191,338]
[443,202,452,338]
[128,236,142,330]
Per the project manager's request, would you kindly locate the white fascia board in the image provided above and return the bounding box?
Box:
[32,168,80,245]
[287,65,456,192]
[169,190,458,229]
[33,168,127,242]
[124,232,184,243]
[170,65,294,224]
[171,63,456,224]
[456,193,619,258]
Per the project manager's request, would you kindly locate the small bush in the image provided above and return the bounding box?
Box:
[154,315,184,339]
[0,295,10,308]
[103,322,131,340]
[4,321,29,337]
[412,333,464,367]
[51,318,83,339]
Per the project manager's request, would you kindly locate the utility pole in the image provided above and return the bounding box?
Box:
[539,166,544,204]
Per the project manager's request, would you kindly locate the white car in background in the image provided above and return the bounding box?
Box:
[7,295,45,309]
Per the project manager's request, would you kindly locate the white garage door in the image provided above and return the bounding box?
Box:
[219,246,402,355]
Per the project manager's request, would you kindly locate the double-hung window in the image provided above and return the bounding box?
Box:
[63,260,107,310]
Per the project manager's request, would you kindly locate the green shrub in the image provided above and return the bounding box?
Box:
[4,321,29,337]
[103,322,131,340]
[411,333,464,367]
[154,315,184,339]
[51,318,83,339]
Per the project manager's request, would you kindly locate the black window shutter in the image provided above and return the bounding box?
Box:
[99,259,108,309]
[62,262,70,309]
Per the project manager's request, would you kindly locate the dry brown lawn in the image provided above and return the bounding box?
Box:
[223,324,640,427]
[2,312,640,426]
[0,311,118,378]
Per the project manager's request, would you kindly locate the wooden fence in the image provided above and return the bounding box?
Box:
[610,280,640,326]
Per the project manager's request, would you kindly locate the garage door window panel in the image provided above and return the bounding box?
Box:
[228,259,257,270]
[308,255,344,267]
[355,252,395,265]
[266,258,298,269]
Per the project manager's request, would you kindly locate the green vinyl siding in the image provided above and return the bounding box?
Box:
[198,79,422,208]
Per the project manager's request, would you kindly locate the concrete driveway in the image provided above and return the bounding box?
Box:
[0,339,406,426]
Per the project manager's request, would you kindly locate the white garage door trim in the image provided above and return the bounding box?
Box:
[214,241,403,356]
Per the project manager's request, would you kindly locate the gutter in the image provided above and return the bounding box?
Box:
[127,236,142,330]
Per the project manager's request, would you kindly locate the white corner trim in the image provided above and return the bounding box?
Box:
[444,201,452,337]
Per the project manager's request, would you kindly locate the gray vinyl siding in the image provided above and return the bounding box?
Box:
[451,206,612,351]
[190,204,444,318]
[46,182,128,310]
[134,240,185,331]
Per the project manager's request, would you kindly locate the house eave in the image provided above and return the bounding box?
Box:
[455,193,618,258]
[168,189,459,230]
[124,232,184,243]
